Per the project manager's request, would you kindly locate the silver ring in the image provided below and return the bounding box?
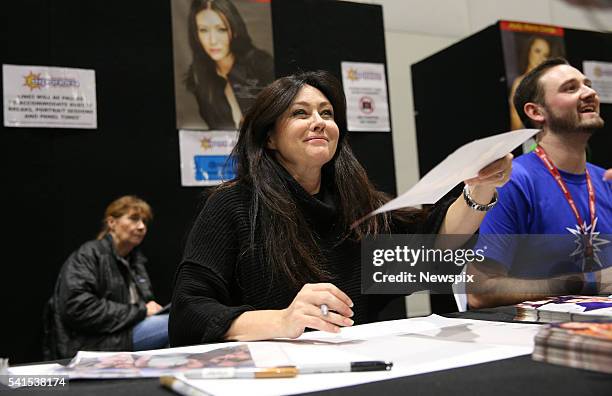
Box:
[320,304,329,316]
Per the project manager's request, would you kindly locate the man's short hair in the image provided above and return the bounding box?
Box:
[513,57,569,128]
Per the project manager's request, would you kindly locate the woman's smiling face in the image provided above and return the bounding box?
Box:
[267,85,340,176]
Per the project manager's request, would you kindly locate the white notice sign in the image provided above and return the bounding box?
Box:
[341,62,390,132]
[583,60,612,104]
[3,64,97,129]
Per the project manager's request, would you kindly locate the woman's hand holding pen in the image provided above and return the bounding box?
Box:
[279,283,354,338]
[224,283,353,341]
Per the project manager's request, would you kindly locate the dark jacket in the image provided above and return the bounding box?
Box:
[44,235,154,359]
[191,48,274,130]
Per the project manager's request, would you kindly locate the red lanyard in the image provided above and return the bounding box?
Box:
[534,145,596,242]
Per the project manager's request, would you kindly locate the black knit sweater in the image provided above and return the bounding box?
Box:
[169,176,449,346]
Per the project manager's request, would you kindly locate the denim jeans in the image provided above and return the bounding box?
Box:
[132,313,169,351]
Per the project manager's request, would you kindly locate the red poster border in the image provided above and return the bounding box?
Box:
[501,20,564,37]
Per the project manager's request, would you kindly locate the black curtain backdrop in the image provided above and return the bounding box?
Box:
[272,0,397,195]
[1,0,396,363]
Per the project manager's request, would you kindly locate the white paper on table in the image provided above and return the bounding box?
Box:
[296,314,539,347]
[371,128,539,216]
[179,315,540,396]
[296,314,461,343]
[180,343,532,396]
[6,363,64,376]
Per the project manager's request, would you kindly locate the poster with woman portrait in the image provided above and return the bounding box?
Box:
[56,344,259,378]
[500,21,566,132]
[171,0,275,130]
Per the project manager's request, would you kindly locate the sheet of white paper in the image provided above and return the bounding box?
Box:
[180,344,531,396]
[7,363,64,376]
[295,314,460,343]
[372,129,539,215]
[180,315,540,396]
[296,314,539,347]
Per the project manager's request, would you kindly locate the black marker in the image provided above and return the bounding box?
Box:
[298,360,393,374]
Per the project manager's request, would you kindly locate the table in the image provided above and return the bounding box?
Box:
[3,307,611,396]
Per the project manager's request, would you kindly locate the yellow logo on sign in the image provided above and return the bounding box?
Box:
[200,137,212,150]
[23,72,42,90]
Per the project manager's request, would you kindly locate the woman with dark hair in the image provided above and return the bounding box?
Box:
[509,36,552,130]
[170,71,512,345]
[186,0,274,130]
[44,196,168,359]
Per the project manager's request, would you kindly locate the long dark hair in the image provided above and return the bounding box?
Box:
[185,0,255,107]
[517,36,549,74]
[223,70,411,286]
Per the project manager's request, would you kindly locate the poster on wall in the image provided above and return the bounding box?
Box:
[179,130,238,186]
[583,61,612,104]
[500,21,566,132]
[171,0,275,131]
[3,64,97,129]
[341,62,390,132]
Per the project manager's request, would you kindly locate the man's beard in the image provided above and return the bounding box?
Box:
[545,106,605,135]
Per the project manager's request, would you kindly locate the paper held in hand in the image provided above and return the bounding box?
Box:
[370,128,540,216]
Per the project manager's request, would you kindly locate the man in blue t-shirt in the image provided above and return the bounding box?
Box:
[467,58,612,309]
